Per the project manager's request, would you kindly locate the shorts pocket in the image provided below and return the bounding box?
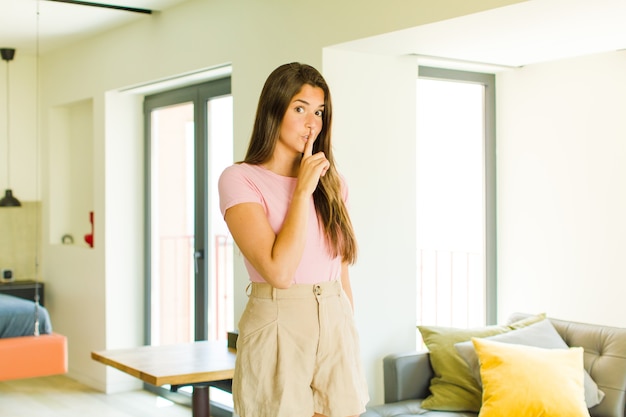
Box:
[237,296,278,342]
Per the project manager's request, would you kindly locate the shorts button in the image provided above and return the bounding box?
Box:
[314,285,322,295]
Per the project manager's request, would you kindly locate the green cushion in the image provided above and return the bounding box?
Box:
[418,313,545,412]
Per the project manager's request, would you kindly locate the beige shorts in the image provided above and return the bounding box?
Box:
[232,280,369,417]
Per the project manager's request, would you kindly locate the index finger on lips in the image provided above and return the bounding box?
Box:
[303,130,315,158]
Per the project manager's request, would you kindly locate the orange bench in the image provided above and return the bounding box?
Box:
[0,333,68,381]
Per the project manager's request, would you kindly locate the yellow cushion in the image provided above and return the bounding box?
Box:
[418,313,545,411]
[472,337,590,417]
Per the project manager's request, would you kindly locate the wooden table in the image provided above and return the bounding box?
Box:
[92,341,236,417]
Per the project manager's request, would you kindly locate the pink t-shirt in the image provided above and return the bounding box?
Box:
[218,163,346,285]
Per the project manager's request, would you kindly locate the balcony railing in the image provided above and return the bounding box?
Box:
[154,234,233,345]
[416,248,485,348]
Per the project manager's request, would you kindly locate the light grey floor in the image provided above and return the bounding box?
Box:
[0,375,194,417]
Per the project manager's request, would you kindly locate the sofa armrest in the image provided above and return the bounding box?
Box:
[383,350,433,403]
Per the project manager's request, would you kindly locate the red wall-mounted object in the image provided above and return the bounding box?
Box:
[84,211,94,248]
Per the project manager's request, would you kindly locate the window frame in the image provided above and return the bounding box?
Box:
[142,77,233,415]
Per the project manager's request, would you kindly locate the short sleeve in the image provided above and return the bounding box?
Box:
[218,164,264,217]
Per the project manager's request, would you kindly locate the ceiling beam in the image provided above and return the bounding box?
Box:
[45,0,152,14]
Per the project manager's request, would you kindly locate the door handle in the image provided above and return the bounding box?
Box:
[194,250,204,274]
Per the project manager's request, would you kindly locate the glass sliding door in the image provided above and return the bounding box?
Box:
[143,78,234,413]
[206,94,234,342]
[144,77,233,347]
[149,100,196,345]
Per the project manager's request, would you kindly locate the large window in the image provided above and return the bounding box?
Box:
[416,67,496,345]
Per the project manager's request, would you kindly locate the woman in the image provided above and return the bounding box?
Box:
[218,62,369,417]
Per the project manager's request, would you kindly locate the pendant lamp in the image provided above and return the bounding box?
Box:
[0,47,21,207]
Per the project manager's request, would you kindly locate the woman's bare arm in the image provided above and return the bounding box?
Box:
[224,137,329,289]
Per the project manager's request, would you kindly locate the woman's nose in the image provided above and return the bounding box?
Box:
[305,114,319,129]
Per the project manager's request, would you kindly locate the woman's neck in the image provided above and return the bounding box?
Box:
[262,154,301,178]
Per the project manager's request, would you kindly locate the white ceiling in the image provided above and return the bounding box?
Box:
[2,0,626,70]
[0,0,188,55]
[335,0,626,70]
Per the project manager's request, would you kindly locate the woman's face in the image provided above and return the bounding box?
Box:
[277,84,324,158]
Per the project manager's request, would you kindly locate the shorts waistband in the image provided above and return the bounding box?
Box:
[249,280,342,299]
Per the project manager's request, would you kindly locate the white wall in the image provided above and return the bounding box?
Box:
[497,50,626,328]
[102,91,145,391]
[324,49,419,402]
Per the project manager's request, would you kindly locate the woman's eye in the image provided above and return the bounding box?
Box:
[315,110,324,117]
[295,106,305,113]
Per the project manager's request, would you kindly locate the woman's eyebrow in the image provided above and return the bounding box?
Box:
[293,98,324,108]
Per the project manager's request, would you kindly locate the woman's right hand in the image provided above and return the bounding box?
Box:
[296,130,330,196]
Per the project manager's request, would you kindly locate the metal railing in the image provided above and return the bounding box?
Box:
[416,248,485,348]
[154,234,234,344]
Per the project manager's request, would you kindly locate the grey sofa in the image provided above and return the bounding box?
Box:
[362,314,626,417]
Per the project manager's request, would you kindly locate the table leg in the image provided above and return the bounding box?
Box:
[192,385,210,417]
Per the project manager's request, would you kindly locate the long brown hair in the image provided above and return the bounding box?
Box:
[244,63,357,263]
